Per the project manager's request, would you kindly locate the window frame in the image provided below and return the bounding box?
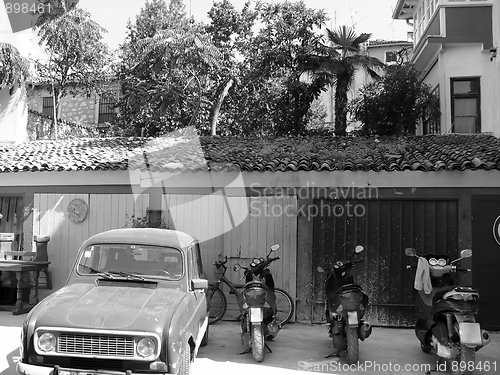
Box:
[42,96,54,118]
[385,51,399,65]
[423,85,441,135]
[97,94,117,124]
[450,76,481,133]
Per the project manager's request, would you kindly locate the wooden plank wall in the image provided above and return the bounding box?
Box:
[0,196,24,251]
[32,192,298,320]
[33,193,149,294]
[162,194,297,321]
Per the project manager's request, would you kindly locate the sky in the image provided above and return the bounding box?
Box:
[0,0,411,60]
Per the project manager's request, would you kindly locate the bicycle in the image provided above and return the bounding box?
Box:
[208,256,294,326]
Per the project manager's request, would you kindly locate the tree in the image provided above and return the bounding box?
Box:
[0,43,30,93]
[308,26,385,136]
[34,6,112,138]
[118,0,222,137]
[350,63,441,135]
[224,0,328,135]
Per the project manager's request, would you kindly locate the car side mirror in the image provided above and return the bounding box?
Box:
[405,248,417,257]
[191,278,208,290]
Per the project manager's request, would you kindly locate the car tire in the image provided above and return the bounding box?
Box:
[177,345,190,375]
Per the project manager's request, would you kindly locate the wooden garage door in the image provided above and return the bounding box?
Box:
[312,199,458,327]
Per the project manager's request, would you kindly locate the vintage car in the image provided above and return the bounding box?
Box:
[17,228,209,375]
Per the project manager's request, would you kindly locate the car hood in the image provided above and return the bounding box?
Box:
[34,283,185,330]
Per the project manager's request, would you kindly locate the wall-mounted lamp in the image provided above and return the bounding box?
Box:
[490,47,497,62]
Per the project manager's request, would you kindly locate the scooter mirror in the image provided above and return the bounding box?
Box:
[355,245,364,253]
[270,244,280,252]
[405,248,417,257]
[451,249,473,264]
[460,249,472,258]
[317,266,325,273]
[233,264,241,271]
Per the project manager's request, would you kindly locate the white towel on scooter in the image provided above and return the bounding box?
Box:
[414,257,432,294]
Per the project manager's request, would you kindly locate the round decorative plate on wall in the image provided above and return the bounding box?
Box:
[67,198,88,223]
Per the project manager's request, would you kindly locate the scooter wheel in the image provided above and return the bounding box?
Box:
[252,323,265,362]
[420,342,432,353]
[346,326,359,365]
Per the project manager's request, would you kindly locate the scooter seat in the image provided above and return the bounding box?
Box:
[338,283,364,292]
[432,285,456,303]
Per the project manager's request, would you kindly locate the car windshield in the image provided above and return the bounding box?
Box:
[77,243,183,280]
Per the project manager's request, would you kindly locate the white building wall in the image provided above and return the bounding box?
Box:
[430,44,497,135]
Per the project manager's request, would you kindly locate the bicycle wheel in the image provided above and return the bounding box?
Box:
[208,286,227,325]
[274,288,294,326]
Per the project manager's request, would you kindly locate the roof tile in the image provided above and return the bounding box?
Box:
[0,134,500,173]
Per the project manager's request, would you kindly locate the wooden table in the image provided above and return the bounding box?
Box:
[0,261,50,315]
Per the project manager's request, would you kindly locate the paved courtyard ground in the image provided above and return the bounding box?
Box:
[1,312,499,375]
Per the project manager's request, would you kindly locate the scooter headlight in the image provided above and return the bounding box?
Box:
[429,258,447,267]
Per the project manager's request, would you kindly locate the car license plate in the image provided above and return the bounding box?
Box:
[459,322,482,346]
[59,371,113,375]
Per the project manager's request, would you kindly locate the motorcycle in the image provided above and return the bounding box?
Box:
[405,248,491,375]
[317,245,372,364]
[233,244,282,362]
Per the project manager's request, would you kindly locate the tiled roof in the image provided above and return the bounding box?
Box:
[368,40,412,47]
[0,134,499,173]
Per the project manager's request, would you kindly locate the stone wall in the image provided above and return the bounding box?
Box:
[27,109,100,139]
[28,88,97,125]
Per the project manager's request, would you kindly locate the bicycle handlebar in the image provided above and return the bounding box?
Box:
[213,255,229,267]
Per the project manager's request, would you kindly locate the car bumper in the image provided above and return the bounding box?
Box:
[17,363,171,375]
[17,362,55,375]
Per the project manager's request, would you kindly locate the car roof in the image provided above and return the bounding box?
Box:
[81,228,198,249]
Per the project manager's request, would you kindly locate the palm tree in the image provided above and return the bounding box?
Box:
[312,26,385,136]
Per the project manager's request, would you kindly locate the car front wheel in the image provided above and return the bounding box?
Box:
[177,345,191,375]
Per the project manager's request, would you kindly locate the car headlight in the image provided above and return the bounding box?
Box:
[38,333,56,352]
[137,338,156,357]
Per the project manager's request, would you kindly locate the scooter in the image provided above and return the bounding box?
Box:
[233,244,281,362]
[405,248,491,375]
[317,245,372,364]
